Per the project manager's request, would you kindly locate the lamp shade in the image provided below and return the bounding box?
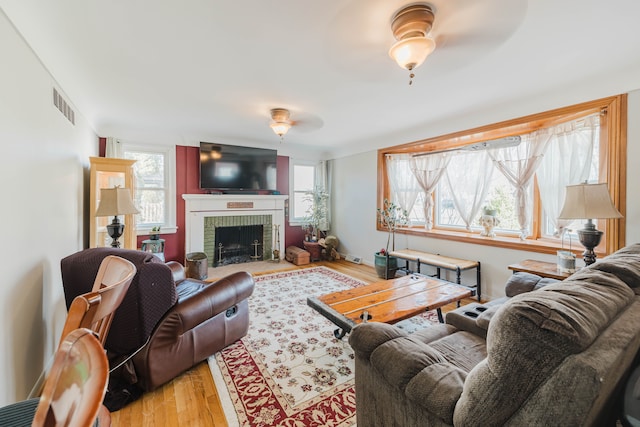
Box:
[389,36,436,71]
[558,183,622,220]
[270,121,291,137]
[95,187,140,217]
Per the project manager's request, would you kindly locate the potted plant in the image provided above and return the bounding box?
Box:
[301,186,330,242]
[375,199,409,279]
[150,226,161,240]
[300,187,330,261]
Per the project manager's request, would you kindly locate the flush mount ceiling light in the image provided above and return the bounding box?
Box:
[270,108,292,142]
[389,3,436,85]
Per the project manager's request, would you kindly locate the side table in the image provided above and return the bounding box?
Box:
[507,259,572,281]
[303,241,322,262]
[141,238,165,262]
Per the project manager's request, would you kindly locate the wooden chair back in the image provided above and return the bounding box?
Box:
[32,328,109,427]
[59,255,136,347]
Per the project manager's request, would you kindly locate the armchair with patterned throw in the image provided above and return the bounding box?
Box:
[61,248,255,395]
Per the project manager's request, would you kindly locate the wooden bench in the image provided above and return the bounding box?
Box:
[388,249,481,300]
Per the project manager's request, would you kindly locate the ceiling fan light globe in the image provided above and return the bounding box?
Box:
[270,121,291,137]
[389,36,435,71]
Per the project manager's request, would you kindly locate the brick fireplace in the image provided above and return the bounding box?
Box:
[182,194,288,267]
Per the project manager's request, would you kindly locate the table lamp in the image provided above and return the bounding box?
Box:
[95,186,140,248]
[558,182,622,265]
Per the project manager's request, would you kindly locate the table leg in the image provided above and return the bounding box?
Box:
[476,262,482,301]
[437,308,444,323]
[334,328,347,340]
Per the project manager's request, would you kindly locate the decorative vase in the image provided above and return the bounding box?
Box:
[374,252,398,279]
[150,234,160,240]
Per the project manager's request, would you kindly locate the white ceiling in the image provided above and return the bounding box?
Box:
[2,0,640,158]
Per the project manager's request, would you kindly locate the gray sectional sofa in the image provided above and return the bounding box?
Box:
[348,243,640,426]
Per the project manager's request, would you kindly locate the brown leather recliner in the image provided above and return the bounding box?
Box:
[61,248,254,392]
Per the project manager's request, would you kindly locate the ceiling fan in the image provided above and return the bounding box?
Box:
[268,108,324,141]
[323,0,526,82]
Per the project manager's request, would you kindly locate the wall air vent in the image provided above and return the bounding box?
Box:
[52,88,75,125]
[345,254,362,264]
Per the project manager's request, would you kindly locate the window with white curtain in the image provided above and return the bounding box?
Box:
[123,144,177,234]
[378,95,626,255]
[290,161,317,223]
[388,116,598,238]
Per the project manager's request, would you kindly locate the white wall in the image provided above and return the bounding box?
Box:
[626,90,640,240]
[332,89,640,302]
[0,11,96,404]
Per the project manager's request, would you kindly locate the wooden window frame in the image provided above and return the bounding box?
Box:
[377,95,627,257]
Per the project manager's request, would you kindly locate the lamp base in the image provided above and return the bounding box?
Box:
[106,216,125,248]
[577,220,602,266]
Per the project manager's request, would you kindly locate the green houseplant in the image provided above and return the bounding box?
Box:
[301,186,330,242]
[375,199,409,279]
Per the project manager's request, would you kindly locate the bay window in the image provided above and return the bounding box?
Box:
[377,95,626,256]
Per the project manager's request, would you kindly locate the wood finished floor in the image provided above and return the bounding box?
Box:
[110,259,479,427]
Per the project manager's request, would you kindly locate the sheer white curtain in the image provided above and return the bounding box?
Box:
[536,114,599,236]
[315,160,331,231]
[386,154,420,219]
[488,134,550,239]
[444,151,494,230]
[105,137,123,158]
[410,153,451,229]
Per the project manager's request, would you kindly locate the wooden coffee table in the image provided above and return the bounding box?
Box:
[307,274,473,339]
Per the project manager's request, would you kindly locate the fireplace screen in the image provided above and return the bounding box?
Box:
[214,224,264,266]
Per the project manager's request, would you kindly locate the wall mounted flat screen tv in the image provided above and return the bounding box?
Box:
[199,142,277,191]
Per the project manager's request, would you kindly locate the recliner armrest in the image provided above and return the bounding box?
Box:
[349,322,465,425]
[445,301,505,338]
[161,271,255,334]
[167,261,185,284]
[348,322,409,359]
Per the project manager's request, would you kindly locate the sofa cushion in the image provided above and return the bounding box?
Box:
[406,363,467,424]
[454,273,635,425]
[429,331,487,373]
[349,322,455,361]
[371,335,446,391]
[505,272,559,297]
[590,257,640,294]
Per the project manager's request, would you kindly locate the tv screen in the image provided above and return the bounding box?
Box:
[199,142,277,191]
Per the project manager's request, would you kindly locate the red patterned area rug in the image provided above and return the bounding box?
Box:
[208,266,439,427]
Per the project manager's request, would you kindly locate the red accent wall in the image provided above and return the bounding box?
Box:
[98,137,106,156]
[173,145,208,262]
[96,142,301,262]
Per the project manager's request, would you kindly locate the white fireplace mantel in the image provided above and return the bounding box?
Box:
[182,194,288,256]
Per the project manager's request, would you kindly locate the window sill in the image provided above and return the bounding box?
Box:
[393,226,607,258]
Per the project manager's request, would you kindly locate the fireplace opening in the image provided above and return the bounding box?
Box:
[214,225,264,266]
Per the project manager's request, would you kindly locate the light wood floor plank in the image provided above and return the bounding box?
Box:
[111,259,478,426]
